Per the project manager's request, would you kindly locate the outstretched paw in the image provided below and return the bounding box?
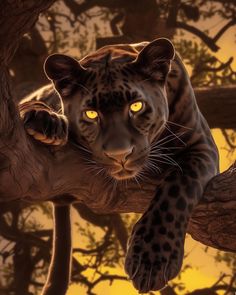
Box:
[125,215,184,293]
[21,107,68,146]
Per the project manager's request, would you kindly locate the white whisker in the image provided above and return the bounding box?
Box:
[134,176,141,189]
[151,131,187,149]
[164,124,187,146]
[151,133,177,147]
[72,141,92,154]
[167,120,193,130]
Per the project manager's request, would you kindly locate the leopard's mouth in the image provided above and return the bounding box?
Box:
[110,167,138,180]
[110,158,145,180]
[98,154,148,180]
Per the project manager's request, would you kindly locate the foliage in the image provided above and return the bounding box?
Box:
[175,39,236,87]
[215,251,236,273]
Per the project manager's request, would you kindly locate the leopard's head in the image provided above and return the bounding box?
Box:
[44,38,175,180]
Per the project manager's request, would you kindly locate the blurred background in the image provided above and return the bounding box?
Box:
[0,0,236,294]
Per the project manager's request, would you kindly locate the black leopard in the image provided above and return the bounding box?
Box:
[19,38,219,292]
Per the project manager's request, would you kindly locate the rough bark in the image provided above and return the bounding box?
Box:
[10,27,49,96]
[0,1,56,294]
[0,0,56,133]
[188,162,236,252]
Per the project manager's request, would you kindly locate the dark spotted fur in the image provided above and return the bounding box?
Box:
[19,38,219,292]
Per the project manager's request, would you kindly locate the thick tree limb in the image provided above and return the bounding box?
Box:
[188,162,236,252]
[0,133,235,254]
[195,85,236,129]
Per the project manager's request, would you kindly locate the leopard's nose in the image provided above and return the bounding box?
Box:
[104,147,134,163]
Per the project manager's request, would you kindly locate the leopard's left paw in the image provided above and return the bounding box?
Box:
[124,217,184,293]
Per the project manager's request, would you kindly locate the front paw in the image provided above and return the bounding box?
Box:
[22,109,68,146]
[125,215,184,293]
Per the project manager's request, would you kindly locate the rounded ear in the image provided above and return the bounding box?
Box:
[44,54,86,97]
[133,38,175,81]
[44,54,84,81]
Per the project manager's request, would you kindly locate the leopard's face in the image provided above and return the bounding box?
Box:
[44,38,175,180]
[67,68,169,180]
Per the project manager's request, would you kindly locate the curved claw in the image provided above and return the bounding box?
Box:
[129,256,142,280]
[146,265,153,292]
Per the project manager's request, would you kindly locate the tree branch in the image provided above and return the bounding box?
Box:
[221,129,236,150]
[188,161,236,253]
[176,18,236,52]
[74,203,128,253]
[213,18,236,42]
[87,273,127,295]
[73,226,112,254]
[110,214,128,252]
[195,85,236,129]
[166,0,181,28]
[176,21,219,52]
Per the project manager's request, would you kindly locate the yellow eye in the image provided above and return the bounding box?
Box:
[85,110,98,120]
[130,101,143,113]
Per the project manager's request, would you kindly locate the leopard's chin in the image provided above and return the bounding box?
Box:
[110,167,139,180]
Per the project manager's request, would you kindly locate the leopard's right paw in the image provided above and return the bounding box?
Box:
[124,215,184,293]
[22,109,68,146]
